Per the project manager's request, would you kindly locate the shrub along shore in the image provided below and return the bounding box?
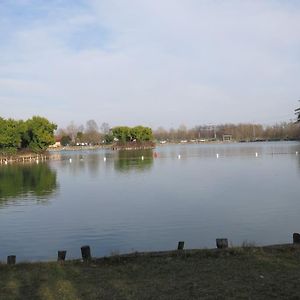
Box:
[0,116,57,156]
[1,243,300,299]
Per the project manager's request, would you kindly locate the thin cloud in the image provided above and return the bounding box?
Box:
[0,0,299,127]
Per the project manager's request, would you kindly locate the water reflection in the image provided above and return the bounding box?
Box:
[0,163,57,203]
[114,149,154,172]
[1,142,300,261]
[58,151,115,176]
[159,142,300,159]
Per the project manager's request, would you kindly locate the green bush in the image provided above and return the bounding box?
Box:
[0,116,57,154]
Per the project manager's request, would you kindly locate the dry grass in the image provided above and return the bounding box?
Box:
[1,245,300,299]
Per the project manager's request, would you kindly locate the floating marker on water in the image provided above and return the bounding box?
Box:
[296,151,298,156]
[255,152,258,157]
[178,154,181,159]
[69,158,72,163]
[141,156,144,160]
[216,153,219,159]
[103,157,107,162]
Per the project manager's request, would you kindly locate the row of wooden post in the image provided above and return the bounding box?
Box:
[6,234,300,265]
[4,240,229,265]
[0,155,49,165]
[7,245,92,265]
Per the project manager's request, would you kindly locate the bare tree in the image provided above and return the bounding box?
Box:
[66,121,78,143]
[85,120,100,145]
[100,122,110,135]
[86,120,99,132]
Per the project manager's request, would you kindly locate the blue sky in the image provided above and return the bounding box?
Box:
[0,0,300,129]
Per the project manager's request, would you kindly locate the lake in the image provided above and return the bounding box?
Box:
[0,142,300,261]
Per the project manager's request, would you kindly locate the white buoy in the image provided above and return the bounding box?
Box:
[141,156,144,160]
[103,157,107,162]
[255,152,258,157]
[178,154,181,159]
[296,151,298,156]
[69,158,72,163]
[216,153,219,159]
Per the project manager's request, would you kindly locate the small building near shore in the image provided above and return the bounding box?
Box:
[222,134,232,142]
[49,138,61,148]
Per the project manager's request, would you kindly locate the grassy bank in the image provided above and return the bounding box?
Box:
[1,245,300,299]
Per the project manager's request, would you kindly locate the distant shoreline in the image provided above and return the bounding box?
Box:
[49,139,300,152]
[49,141,156,152]
[1,139,298,164]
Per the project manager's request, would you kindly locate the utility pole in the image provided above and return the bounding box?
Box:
[252,124,256,140]
[295,99,300,123]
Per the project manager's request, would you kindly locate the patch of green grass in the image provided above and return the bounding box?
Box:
[1,246,300,299]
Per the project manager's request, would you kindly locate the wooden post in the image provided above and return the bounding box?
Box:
[216,238,228,249]
[177,241,185,250]
[293,233,300,244]
[81,245,92,261]
[57,250,67,262]
[7,255,16,265]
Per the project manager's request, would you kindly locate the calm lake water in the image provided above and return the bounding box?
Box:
[0,142,300,261]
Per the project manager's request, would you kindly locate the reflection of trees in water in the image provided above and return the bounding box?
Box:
[114,149,154,172]
[0,163,57,203]
[86,154,101,174]
[60,153,115,175]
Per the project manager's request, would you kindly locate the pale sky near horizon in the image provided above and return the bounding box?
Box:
[0,0,299,129]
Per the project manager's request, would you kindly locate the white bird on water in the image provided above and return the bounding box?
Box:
[216,153,219,159]
[255,152,258,157]
[141,156,144,160]
[178,154,181,159]
[69,158,72,163]
[103,157,107,162]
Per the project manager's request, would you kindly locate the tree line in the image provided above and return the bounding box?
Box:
[153,122,300,142]
[2,116,299,154]
[57,120,153,146]
[0,116,57,155]
[57,119,300,145]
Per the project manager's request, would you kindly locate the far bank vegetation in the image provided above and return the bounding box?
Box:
[57,121,154,147]
[154,122,300,143]
[56,119,300,148]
